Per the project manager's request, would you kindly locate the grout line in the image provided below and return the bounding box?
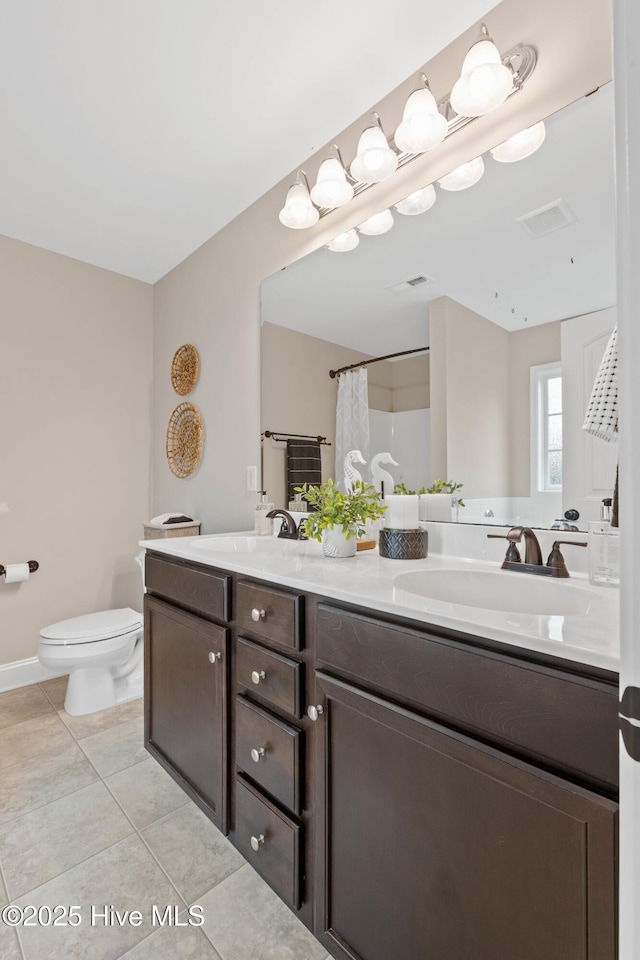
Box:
[37,679,67,711]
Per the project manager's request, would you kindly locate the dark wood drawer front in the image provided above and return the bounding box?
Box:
[237,637,303,718]
[316,603,619,793]
[235,696,302,813]
[235,776,301,908]
[145,553,229,622]
[236,581,302,650]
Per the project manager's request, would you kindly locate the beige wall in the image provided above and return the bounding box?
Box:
[430,297,511,497]
[508,321,562,495]
[0,236,153,667]
[152,0,611,534]
[391,354,430,413]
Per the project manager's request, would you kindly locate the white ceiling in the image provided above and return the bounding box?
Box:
[261,83,616,356]
[0,0,498,283]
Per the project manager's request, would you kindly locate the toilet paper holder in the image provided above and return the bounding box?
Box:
[0,560,39,577]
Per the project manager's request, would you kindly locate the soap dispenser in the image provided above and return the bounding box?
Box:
[255,491,274,536]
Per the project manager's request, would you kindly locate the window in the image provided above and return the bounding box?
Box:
[531,362,562,492]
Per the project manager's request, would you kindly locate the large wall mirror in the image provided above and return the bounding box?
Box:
[260,83,617,531]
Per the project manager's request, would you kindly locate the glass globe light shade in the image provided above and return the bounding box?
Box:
[278,182,319,229]
[394,89,447,153]
[450,38,513,117]
[357,209,394,236]
[310,158,354,209]
[490,121,546,163]
[395,184,437,216]
[437,156,485,191]
[326,229,360,252]
[350,126,398,183]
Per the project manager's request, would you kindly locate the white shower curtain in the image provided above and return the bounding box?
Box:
[335,367,370,489]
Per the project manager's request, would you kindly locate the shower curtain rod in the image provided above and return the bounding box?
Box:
[329,345,430,379]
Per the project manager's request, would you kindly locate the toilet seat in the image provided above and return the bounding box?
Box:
[39,608,143,645]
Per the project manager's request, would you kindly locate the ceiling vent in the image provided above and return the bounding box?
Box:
[516,199,576,239]
[385,274,433,295]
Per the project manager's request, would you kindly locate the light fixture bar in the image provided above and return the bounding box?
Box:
[315,42,536,217]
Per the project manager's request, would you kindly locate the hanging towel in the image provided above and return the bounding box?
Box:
[583,325,619,442]
[286,439,322,502]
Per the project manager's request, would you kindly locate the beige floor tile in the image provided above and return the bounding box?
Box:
[0,780,134,899]
[78,716,147,778]
[0,685,53,731]
[118,923,223,960]
[59,697,143,741]
[0,868,7,906]
[14,834,184,960]
[0,741,98,825]
[0,712,74,771]
[39,675,69,710]
[0,922,21,960]
[199,865,326,960]
[141,804,244,903]
[104,758,188,829]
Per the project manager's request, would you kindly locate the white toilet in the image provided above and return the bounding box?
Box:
[37,555,145,717]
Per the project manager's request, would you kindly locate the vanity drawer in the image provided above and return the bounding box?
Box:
[145,553,229,623]
[235,695,302,814]
[236,581,303,650]
[235,775,301,909]
[316,603,619,793]
[236,637,303,718]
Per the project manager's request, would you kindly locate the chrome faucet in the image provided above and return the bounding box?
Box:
[488,526,587,578]
[266,509,306,540]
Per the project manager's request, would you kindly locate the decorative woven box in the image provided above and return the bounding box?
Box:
[379,528,428,560]
[143,521,201,540]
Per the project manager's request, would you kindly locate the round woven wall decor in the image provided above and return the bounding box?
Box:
[166,402,203,478]
[171,344,199,396]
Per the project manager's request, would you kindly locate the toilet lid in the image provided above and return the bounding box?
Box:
[40,608,143,645]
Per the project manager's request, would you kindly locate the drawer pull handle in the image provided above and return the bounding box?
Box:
[250,834,265,852]
[251,608,266,622]
[250,747,266,763]
[307,704,324,722]
[208,651,222,664]
[251,670,266,685]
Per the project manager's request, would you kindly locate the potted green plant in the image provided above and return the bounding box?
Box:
[296,479,386,557]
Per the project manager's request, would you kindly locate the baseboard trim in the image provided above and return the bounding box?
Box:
[0,657,68,693]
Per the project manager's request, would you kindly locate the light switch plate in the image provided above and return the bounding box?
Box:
[246,466,258,492]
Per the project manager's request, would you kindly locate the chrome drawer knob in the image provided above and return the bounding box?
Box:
[250,747,266,763]
[251,608,266,622]
[250,834,265,852]
[208,651,222,664]
[307,704,324,722]
[251,670,266,685]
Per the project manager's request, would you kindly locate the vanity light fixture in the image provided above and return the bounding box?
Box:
[326,229,360,252]
[350,116,398,184]
[438,156,485,191]
[450,24,514,118]
[358,208,394,236]
[394,184,437,216]
[490,120,546,163]
[310,150,354,209]
[394,77,448,154]
[278,173,319,229]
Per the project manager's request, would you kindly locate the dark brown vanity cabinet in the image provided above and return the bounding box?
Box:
[144,555,230,831]
[312,604,618,960]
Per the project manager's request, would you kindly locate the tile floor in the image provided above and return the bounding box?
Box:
[0,678,330,960]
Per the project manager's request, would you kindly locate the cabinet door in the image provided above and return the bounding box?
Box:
[314,672,617,960]
[144,595,228,830]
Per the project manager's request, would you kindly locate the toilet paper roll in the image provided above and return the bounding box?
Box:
[3,563,30,584]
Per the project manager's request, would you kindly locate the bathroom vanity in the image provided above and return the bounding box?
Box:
[141,533,619,960]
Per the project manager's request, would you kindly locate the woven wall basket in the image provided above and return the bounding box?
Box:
[166,402,203,478]
[171,343,199,396]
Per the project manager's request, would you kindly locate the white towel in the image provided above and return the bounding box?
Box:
[583,324,618,443]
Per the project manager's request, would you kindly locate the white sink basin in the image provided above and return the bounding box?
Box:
[393,568,593,616]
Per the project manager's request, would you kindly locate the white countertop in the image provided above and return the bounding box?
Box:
[140,532,620,674]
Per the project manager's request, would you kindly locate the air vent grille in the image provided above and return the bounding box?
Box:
[517,199,576,238]
[386,275,432,295]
